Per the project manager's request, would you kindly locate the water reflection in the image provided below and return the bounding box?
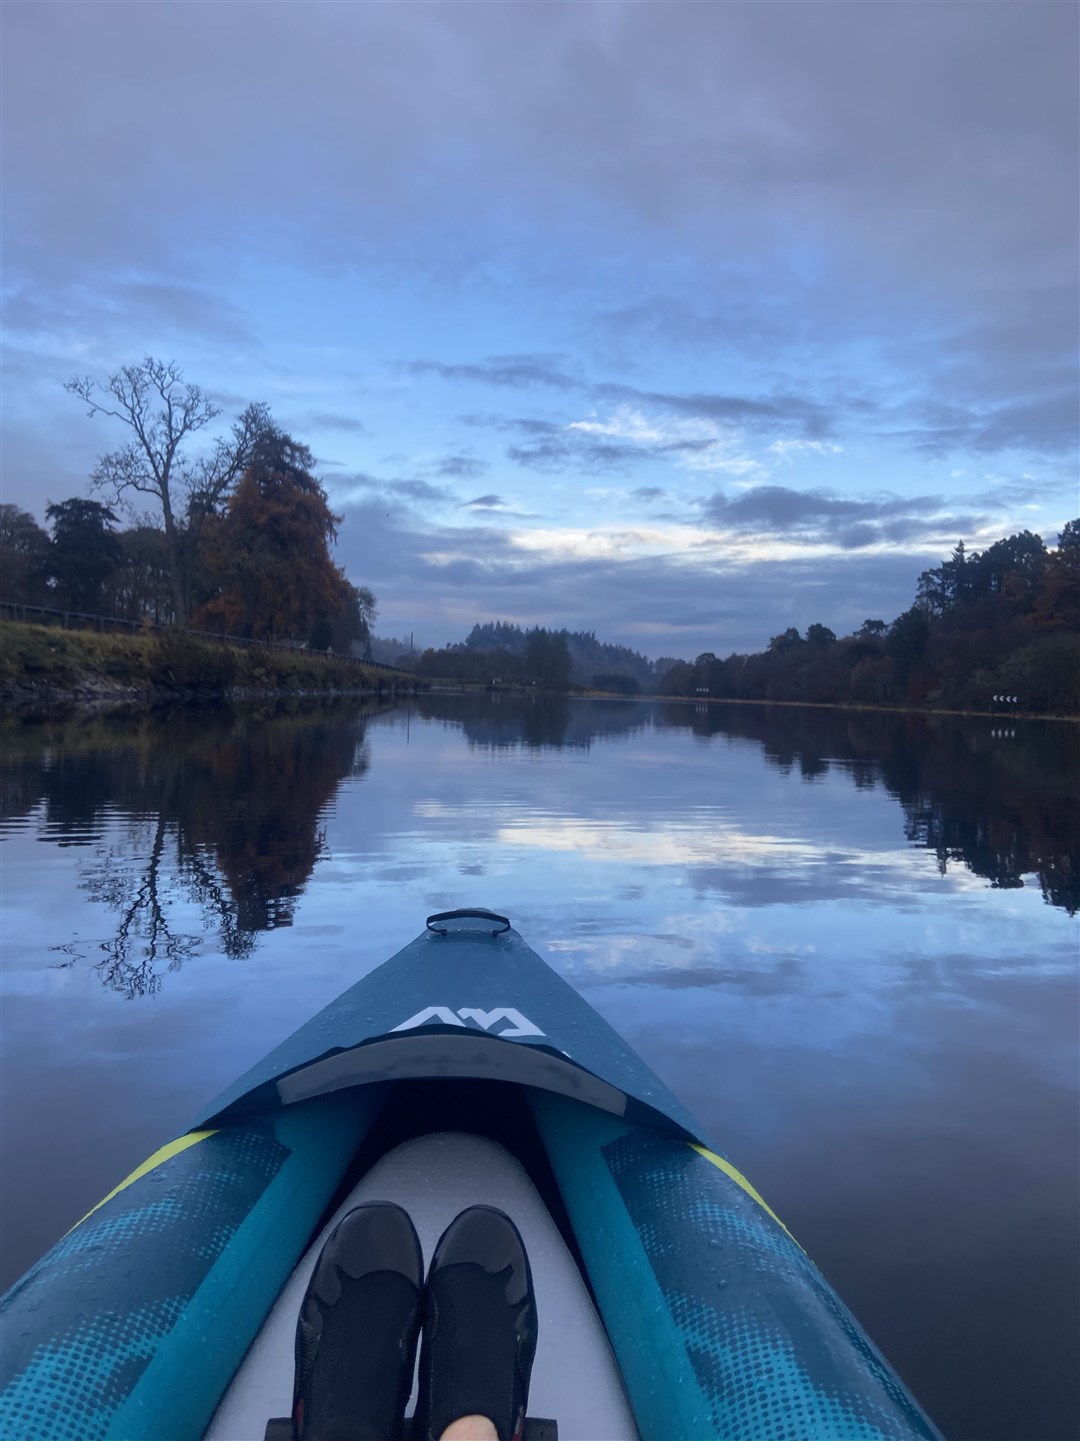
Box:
[0,697,1075,1003]
[408,695,1079,916]
[657,702,1079,914]
[1,702,387,994]
[1,696,1077,1441]
[416,692,650,752]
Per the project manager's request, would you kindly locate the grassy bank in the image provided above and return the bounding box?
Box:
[0,621,415,700]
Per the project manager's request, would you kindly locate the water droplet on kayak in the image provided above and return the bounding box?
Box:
[717,1278,728,1289]
[708,1238,720,1249]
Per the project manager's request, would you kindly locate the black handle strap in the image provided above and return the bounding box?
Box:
[426,908,511,936]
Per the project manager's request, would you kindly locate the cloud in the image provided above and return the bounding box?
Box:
[460,493,505,510]
[436,454,489,479]
[590,293,785,358]
[406,355,577,391]
[3,0,1075,595]
[331,490,956,657]
[591,383,838,439]
[569,404,766,476]
[391,478,454,505]
[0,416,96,518]
[703,485,985,550]
[770,439,844,459]
[507,435,645,474]
[307,412,368,434]
[10,4,1071,295]
[448,375,838,451]
[335,472,455,508]
[491,401,775,479]
[0,280,259,390]
[901,390,1080,459]
[1,280,258,369]
[460,416,564,437]
[494,403,768,477]
[444,351,1073,464]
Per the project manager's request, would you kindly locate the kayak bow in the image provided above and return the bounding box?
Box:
[1,910,944,1441]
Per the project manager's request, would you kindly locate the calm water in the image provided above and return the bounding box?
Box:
[1,696,1077,1441]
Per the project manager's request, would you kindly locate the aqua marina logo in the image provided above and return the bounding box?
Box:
[391,1007,544,1038]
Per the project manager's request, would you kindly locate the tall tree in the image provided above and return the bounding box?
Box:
[1033,522,1080,633]
[66,358,269,622]
[915,564,948,616]
[44,498,122,612]
[325,584,378,655]
[0,504,50,604]
[768,627,803,654]
[195,423,352,641]
[938,539,972,608]
[524,627,572,686]
[112,526,174,624]
[969,530,1047,600]
[886,606,930,692]
[466,620,527,654]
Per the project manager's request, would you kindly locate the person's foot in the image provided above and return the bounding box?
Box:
[292,1201,424,1441]
[416,1206,538,1441]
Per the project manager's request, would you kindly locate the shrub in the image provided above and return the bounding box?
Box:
[148,629,238,690]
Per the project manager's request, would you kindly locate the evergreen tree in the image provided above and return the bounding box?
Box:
[0,505,50,604]
[44,498,122,612]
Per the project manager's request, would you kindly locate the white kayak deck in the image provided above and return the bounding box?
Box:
[206,1131,639,1441]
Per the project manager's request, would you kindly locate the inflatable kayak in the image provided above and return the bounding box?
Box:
[1,910,944,1441]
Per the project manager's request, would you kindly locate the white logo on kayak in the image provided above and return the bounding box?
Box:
[391,1006,544,1038]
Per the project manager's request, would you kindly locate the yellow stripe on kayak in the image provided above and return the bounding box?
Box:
[690,1143,804,1250]
[67,1130,218,1234]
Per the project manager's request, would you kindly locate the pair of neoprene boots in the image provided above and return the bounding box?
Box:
[292,1202,538,1441]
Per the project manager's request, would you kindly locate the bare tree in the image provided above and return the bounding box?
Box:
[66,357,268,623]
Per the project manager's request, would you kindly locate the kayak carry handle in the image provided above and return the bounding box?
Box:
[426,908,511,936]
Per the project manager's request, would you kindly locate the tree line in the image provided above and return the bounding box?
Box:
[1,357,376,654]
[386,621,670,692]
[374,522,1079,714]
[663,523,1080,715]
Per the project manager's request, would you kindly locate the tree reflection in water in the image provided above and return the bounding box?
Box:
[2,696,1076,1000]
[3,702,387,996]
[656,701,1079,915]
[416,693,653,753]
[422,695,1079,916]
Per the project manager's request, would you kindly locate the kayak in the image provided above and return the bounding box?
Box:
[1,909,943,1441]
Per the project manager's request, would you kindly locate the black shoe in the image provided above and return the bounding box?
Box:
[415,1205,538,1441]
[292,1201,424,1441]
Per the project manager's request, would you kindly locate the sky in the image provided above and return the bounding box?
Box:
[2,2,1077,658]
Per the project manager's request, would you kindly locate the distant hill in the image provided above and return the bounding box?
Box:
[369,621,682,692]
[464,622,669,690]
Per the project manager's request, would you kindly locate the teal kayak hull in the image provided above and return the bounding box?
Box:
[0,913,944,1441]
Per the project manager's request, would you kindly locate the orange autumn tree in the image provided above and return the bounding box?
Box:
[194,426,350,642]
